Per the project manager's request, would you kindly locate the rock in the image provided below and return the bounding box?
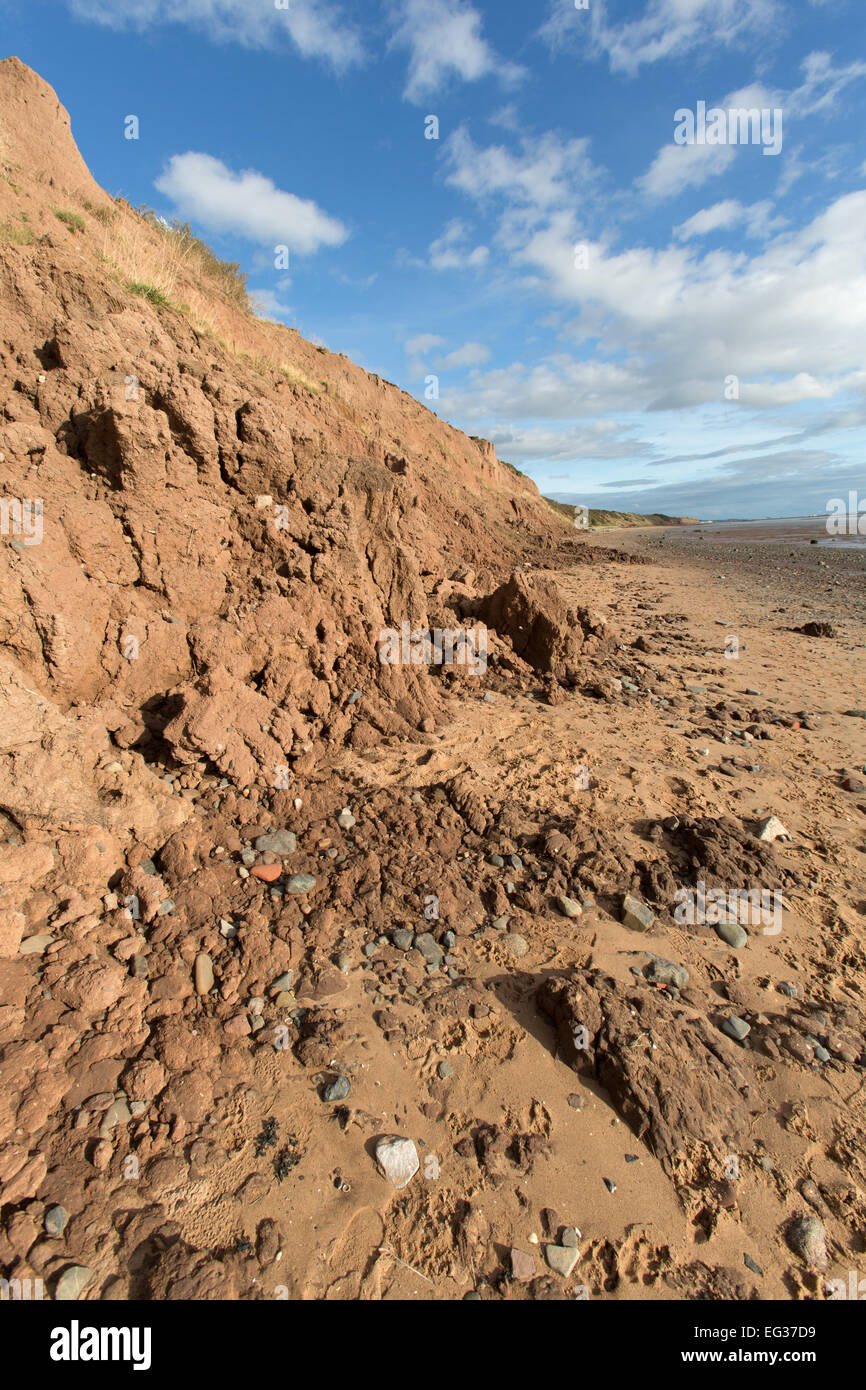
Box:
[91,1140,112,1171]
[54,1265,92,1301]
[320,1074,350,1103]
[786,1215,828,1269]
[251,863,282,883]
[622,895,655,932]
[19,933,54,955]
[541,1207,560,1237]
[414,931,443,964]
[644,957,689,989]
[505,933,529,958]
[194,952,214,995]
[722,1015,751,1041]
[799,1178,827,1215]
[715,921,748,949]
[566,1093,584,1111]
[374,1135,419,1189]
[337,809,356,829]
[755,815,790,843]
[254,830,297,855]
[224,1014,251,1037]
[271,971,294,993]
[545,1244,580,1277]
[556,895,582,919]
[489,854,505,867]
[561,1226,580,1247]
[510,1248,536,1281]
[99,1098,132,1139]
[744,1253,763,1276]
[44,1204,69,1236]
[285,873,316,895]
[438,1060,453,1079]
[392,929,414,951]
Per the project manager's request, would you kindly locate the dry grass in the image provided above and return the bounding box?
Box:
[0,216,34,245]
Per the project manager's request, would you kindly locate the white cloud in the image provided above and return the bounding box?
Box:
[67,0,364,69]
[251,287,294,320]
[675,199,785,240]
[639,142,738,201]
[428,219,489,269]
[435,341,491,368]
[540,0,779,75]
[446,127,597,214]
[482,420,647,464]
[405,333,446,356]
[390,0,524,103]
[154,153,349,254]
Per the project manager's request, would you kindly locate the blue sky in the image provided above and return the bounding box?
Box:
[3,0,865,518]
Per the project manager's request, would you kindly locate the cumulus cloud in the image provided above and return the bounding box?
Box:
[446,127,597,213]
[67,0,364,68]
[539,0,780,75]
[154,153,349,254]
[435,341,491,368]
[390,0,524,103]
[428,219,489,270]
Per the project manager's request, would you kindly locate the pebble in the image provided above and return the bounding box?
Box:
[744,1253,763,1276]
[99,1099,132,1139]
[321,1074,351,1103]
[254,830,297,855]
[374,1135,419,1189]
[492,914,510,931]
[505,933,529,958]
[621,895,655,932]
[415,931,443,964]
[251,863,282,883]
[510,1248,536,1281]
[556,895,583,919]
[566,1094,584,1111]
[337,809,356,829]
[285,873,316,895]
[271,971,294,993]
[755,815,790,843]
[54,1265,93,1301]
[392,929,414,951]
[438,1061,453,1079]
[44,1204,69,1236]
[778,982,798,998]
[722,1015,751,1041]
[644,957,689,989]
[561,1226,580,1248]
[786,1215,828,1269]
[715,921,748,949]
[489,854,505,867]
[545,1244,580,1277]
[194,952,214,995]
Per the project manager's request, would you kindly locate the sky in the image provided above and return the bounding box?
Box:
[2,0,865,519]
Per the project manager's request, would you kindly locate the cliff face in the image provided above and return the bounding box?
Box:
[0,58,568,945]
